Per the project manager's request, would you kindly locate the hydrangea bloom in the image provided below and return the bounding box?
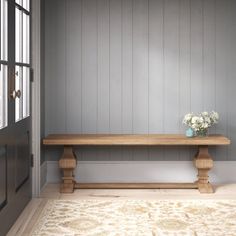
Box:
[183,111,219,132]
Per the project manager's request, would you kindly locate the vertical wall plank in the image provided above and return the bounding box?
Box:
[122,0,133,134]
[66,0,82,133]
[44,0,53,135]
[190,0,203,112]
[132,0,149,160]
[97,0,110,160]
[97,0,110,133]
[109,0,123,160]
[179,0,191,160]
[179,0,190,133]
[164,0,180,133]
[203,0,215,112]
[45,0,66,134]
[189,0,204,160]
[81,0,98,161]
[109,0,122,133]
[149,0,164,134]
[132,0,149,134]
[215,0,229,160]
[228,0,236,161]
[202,0,216,158]
[122,0,133,160]
[148,0,164,161]
[164,0,180,160]
[81,0,98,134]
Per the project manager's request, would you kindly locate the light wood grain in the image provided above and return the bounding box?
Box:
[43,134,230,194]
[194,146,214,193]
[59,146,76,193]
[75,183,198,189]
[43,134,230,146]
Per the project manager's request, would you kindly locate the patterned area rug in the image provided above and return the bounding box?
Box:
[30,199,236,236]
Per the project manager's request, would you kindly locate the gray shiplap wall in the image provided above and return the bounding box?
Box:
[44,0,236,161]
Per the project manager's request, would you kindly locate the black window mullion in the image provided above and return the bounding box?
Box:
[15,62,30,68]
[14,3,29,15]
[0,60,8,65]
[21,7,23,63]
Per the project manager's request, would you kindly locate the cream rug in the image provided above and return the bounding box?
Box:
[30,199,236,236]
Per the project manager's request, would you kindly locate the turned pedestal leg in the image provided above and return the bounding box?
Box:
[194,145,214,193]
[59,146,77,193]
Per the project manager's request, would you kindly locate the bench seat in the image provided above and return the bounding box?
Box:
[43,134,230,146]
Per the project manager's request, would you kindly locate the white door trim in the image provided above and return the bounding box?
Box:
[31,0,41,197]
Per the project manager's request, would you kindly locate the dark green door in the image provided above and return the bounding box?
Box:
[0,0,31,235]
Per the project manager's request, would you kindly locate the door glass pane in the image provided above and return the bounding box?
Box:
[15,66,30,122]
[15,66,22,122]
[15,0,29,11]
[22,67,30,118]
[23,0,30,11]
[0,65,8,129]
[15,0,22,5]
[16,9,30,64]
[15,3,30,122]
[23,13,29,64]
[1,0,8,60]
[15,7,22,63]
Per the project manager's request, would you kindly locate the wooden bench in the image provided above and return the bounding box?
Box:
[43,134,230,194]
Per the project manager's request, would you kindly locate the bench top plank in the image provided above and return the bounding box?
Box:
[43,134,230,146]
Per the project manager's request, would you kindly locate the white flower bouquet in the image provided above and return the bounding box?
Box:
[183,111,219,136]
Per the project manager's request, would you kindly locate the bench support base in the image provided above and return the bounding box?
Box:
[194,145,214,193]
[59,146,76,193]
[59,145,214,194]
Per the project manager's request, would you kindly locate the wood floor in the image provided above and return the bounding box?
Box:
[6,183,236,236]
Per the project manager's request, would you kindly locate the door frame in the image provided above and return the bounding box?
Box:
[31,0,42,197]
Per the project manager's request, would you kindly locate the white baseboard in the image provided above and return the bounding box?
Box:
[40,161,47,189]
[46,161,236,184]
